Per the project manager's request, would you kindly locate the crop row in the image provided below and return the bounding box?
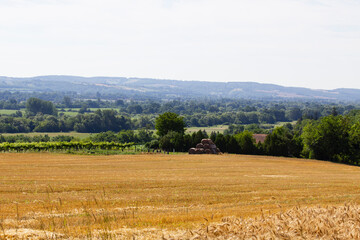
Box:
[0,141,135,152]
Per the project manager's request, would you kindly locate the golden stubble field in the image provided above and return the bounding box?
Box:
[1,153,360,239]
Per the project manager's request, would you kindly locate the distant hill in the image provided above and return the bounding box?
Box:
[1,75,359,101]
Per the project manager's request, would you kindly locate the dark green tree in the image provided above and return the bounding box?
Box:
[302,115,351,162]
[26,97,57,116]
[63,96,72,108]
[136,128,153,144]
[214,133,226,153]
[264,126,299,157]
[225,135,239,153]
[155,112,185,137]
[234,130,256,154]
[159,131,185,152]
[192,130,208,146]
[33,116,60,132]
[349,122,360,164]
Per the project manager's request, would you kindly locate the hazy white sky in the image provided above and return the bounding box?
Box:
[0,0,359,89]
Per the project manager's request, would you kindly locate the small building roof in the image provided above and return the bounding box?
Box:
[252,134,268,144]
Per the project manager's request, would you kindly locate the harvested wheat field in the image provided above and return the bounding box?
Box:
[1,153,360,239]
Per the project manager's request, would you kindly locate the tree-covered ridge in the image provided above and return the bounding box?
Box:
[2,75,360,101]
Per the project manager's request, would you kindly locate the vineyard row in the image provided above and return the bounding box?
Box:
[0,141,135,152]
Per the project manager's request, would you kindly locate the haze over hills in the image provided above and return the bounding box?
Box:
[0,75,359,101]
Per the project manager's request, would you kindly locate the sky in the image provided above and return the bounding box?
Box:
[0,0,359,90]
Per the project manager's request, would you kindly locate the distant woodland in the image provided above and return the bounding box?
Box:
[0,95,357,133]
[1,77,360,165]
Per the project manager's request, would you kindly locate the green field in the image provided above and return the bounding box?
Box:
[186,122,296,135]
[261,120,297,128]
[59,112,79,116]
[186,125,228,134]
[0,109,25,115]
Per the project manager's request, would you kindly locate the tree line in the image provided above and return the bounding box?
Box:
[154,110,360,165]
[0,141,134,152]
[1,109,360,165]
[1,97,358,133]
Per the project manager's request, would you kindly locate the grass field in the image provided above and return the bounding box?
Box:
[0,109,24,115]
[58,108,118,116]
[1,153,360,238]
[186,125,228,134]
[185,122,297,135]
[58,110,79,116]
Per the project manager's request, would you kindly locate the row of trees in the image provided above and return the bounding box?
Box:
[154,111,360,165]
[89,130,153,144]
[2,107,360,165]
[2,97,357,123]
[0,106,345,134]
[3,92,354,114]
[0,134,74,143]
[302,115,360,164]
[0,109,132,133]
[154,112,260,154]
[0,141,134,152]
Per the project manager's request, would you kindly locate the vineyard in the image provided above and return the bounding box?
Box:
[0,141,135,152]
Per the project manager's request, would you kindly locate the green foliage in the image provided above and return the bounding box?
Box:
[286,107,302,121]
[224,124,244,135]
[192,130,208,147]
[74,110,131,133]
[0,116,30,133]
[0,134,76,143]
[225,135,239,153]
[90,131,119,142]
[63,96,72,108]
[349,123,360,162]
[2,97,359,135]
[0,134,6,142]
[155,112,185,137]
[347,109,360,124]
[244,124,269,134]
[26,97,57,116]
[234,131,256,155]
[134,116,154,129]
[51,135,75,142]
[145,139,159,149]
[159,131,185,152]
[183,134,193,151]
[89,129,154,144]
[78,105,90,114]
[214,134,226,153]
[117,130,136,143]
[264,126,301,157]
[34,116,60,132]
[136,129,153,144]
[210,131,217,142]
[302,115,351,162]
[0,141,134,152]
